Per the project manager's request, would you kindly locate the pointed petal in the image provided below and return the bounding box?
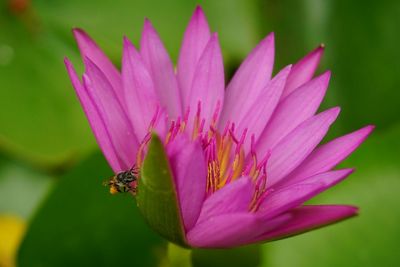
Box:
[187,212,289,248]
[187,33,224,132]
[196,177,254,224]
[140,20,182,118]
[255,205,358,242]
[259,169,353,219]
[178,6,211,107]
[267,108,340,186]
[64,58,122,172]
[236,65,291,151]
[219,33,275,129]
[284,125,374,185]
[256,71,331,156]
[83,58,139,170]
[168,135,207,231]
[72,29,124,106]
[122,37,163,141]
[282,45,324,98]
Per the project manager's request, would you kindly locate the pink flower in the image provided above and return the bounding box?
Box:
[65,6,373,248]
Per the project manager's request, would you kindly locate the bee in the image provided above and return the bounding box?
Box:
[105,167,138,195]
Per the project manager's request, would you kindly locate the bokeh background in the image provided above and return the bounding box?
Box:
[1,0,399,266]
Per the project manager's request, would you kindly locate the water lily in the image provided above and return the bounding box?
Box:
[65,6,373,248]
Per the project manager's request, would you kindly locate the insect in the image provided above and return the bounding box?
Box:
[105,167,139,195]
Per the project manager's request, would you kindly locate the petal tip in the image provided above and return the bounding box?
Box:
[346,168,356,175]
[314,70,331,86]
[314,43,325,54]
[72,27,85,36]
[322,70,331,79]
[284,64,293,72]
[352,206,360,215]
[64,57,71,66]
[341,205,359,217]
[268,32,275,40]
[122,36,134,49]
[354,125,375,144]
[72,28,91,44]
[194,5,205,16]
[211,32,218,39]
[325,106,341,120]
[262,32,275,46]
[143,18,155,32]
[365,124,376,133]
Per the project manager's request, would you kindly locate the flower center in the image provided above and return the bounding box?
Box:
[136,103,271,212]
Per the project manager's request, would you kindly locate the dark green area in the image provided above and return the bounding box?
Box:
[192,245,262,267]
[17,152,165,267]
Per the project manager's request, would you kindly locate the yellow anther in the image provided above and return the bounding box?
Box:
[219,142,232,178]
[165,131,172,145]
[231,150,245,181]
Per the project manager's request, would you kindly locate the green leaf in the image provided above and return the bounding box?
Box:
[17,152,165,267]
[0,7,95,167]
[192,245,262,267]
[136,133,187,247]
[261,124,400,267]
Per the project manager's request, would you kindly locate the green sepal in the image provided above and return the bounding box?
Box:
[136,133,188,247]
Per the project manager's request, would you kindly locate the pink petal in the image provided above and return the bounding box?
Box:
[187,213,258,248]
[267,107,340,187]
[236,65,291,152]
[283,125,374,186]
[178,6,211,107]
[64,58,122,172]
[259,169,353,220]
[168,135,207,231]
[281,45,324,98]
[256,71,331,156]
[196,177,254,224]
[140,19,182,119]
[83,58,139,170]
[254,205,358,242]
[72,29,124,107]
[218,33,275,129]
[187,212,290,248]
[187,33,224,132]
[122,37,163,141]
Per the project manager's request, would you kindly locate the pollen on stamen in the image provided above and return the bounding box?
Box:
[138,102,272,212]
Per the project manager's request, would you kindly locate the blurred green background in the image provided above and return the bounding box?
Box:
[0,0,399,266]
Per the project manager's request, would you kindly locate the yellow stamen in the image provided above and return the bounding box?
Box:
[219,140,232,178]
[165,131,172,145]
[231,150,245,181]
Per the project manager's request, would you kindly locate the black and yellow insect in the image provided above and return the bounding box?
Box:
[105,167,138,195]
